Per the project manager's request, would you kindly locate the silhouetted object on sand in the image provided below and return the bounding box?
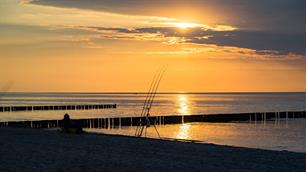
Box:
[62,113,83,134]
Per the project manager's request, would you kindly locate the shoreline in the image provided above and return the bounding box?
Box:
[1,127,306,171]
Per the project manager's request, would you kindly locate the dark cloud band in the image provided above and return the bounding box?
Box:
[31,0,306,32]
[85,26,306,55]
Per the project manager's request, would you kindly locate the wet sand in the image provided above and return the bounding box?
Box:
[0,127,306,172]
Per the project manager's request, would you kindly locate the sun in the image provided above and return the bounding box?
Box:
[175,22,203,29]
[163,22,204,29]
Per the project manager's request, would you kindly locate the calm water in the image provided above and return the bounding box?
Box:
[86,119,306,153]
[1,92,306,152]
[0,92,306,121]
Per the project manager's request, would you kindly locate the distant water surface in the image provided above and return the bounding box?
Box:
[0,92,306,121]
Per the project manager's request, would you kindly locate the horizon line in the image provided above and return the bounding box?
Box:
[1,91,306,94]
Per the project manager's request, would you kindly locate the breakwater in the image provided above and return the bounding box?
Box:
[1,111,305,129]
[0,104,117,112]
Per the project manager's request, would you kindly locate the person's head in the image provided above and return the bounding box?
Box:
[64,113,70,119]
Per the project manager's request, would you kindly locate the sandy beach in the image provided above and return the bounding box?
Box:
[0,127,306,172]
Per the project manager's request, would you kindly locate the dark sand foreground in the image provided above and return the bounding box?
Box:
[1,127,306,172]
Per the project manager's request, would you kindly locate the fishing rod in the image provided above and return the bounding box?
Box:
[139,67,167,138]
[145,66,167,115]
[135,67,163,136]
[141,67,163,117]
[136,68,163,137]
[141,67,164,116]
[135,65,167,137]
[138,66,166,137]
[135,69,160,135]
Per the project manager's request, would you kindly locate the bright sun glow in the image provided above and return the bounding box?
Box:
[163,22,204,29]
[175,22,203,29]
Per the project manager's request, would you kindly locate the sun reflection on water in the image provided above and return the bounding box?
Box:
[176,123,191,140]
[177,95,190,115]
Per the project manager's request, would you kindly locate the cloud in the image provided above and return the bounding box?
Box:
[187,30,306,55]
[145,46,303,61]
[82,26,306,55]
[27,0,306,56]
[1,23,305,62]
[30,0,306,32]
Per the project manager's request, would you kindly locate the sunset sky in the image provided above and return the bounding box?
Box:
[1,0,306,92]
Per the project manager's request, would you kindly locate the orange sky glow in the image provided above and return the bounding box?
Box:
[0,0,306,92]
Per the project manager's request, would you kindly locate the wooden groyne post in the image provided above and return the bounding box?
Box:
[0,104,117,112]
[1,111,305,129]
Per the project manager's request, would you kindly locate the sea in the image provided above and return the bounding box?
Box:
[1,92,306,152]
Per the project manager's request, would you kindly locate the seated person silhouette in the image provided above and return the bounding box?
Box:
[62,113,83,134]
